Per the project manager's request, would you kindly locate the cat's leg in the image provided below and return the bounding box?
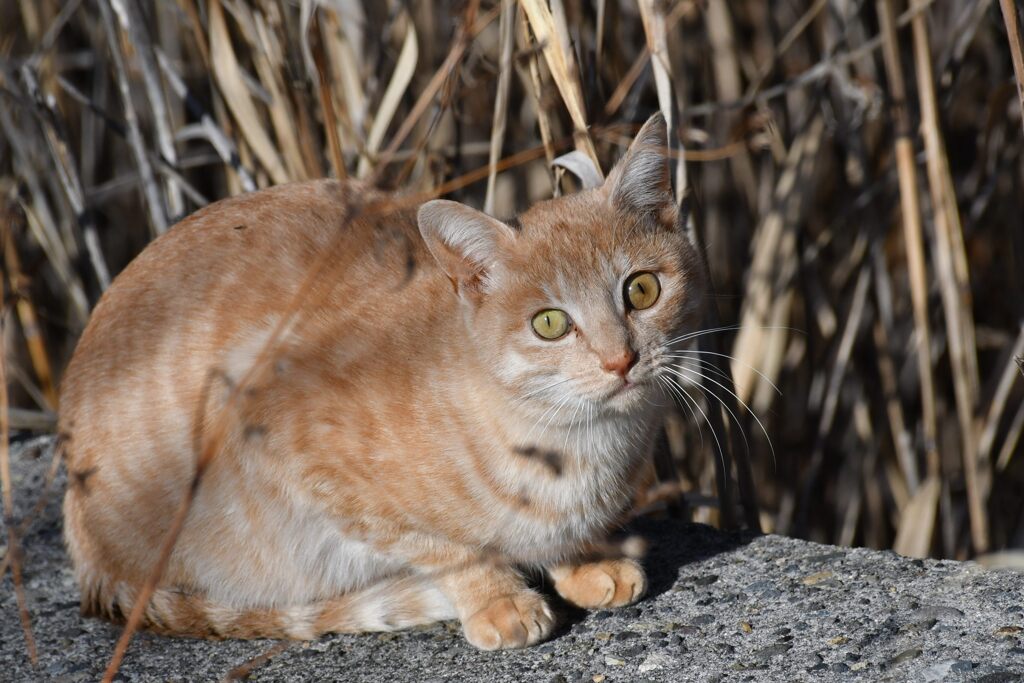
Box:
[430,556,555,650]
[547,558,647,609]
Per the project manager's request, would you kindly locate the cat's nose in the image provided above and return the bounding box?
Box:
[602,349,638,378]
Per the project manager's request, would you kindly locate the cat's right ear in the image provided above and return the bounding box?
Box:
[418,200,517,298]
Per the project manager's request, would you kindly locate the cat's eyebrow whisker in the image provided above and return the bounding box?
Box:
[666,349,782,396]
[665,362,776,469]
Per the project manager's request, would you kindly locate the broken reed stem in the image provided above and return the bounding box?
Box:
[0,272,39,665]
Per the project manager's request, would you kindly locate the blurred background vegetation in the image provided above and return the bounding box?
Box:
[1,0,1022,561]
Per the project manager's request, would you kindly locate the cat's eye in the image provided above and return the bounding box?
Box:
[624,272,661,310]
[531,309,571,340]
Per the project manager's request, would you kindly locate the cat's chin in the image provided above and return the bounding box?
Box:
[599,379,652,413]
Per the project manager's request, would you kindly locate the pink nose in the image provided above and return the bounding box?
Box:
[602,349,638,378]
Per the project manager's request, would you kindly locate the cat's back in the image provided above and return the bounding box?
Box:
[59,179,425,460]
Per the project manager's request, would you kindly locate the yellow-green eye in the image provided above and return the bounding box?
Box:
[531,309,571,340]
[625,272,661,310]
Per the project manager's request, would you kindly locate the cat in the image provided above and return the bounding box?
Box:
[59,113,706,650]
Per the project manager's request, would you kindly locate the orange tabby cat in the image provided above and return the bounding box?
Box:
[59,114,705,649]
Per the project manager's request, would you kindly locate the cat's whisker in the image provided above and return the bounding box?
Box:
[660,374,726,474]
[663,365,751,461]
[518,377,574,401]
[665,323,803,347]
[664,323,744,346]
[561,398,585,457]
[664,356,735,388]
[665,362,776,469]
[655,375,704,453]
[522,391,575,448]
[666,349,782,396]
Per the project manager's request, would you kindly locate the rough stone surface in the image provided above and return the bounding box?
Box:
[3,436,1024,682]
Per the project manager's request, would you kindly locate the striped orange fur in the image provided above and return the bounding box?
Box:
[60,114,705,649]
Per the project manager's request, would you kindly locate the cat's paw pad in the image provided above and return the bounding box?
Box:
[462,591,555,650]
[553,559,647,609]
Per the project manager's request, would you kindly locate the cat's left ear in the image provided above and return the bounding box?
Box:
[418,200,517,298]
[604,113,674,222]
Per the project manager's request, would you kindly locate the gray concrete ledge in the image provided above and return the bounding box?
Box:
[2,436,1023,682]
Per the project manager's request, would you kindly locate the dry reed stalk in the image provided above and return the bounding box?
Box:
[871,251,919,493]
[314,5,365,159]
[18,66,111,290]
[98,0,167,236]
[356,8,418,179]
[978,324,1024,469]
[797,265,872,536]
[877,0,943,557]
[517,8,559,193]
[374,0,491,178]
[731,116,825,405]
[909,8,987,554]
[520,0,600,168]
[999,0,1024,137]
[309,9,346,181]
[0,273,39,665]
[2,212,57,408]
[249,6,310,181]
[995,399,1024,472]
[208,0,290,186]
[111,0,185,217]
[484,0,516,215]
[705,0,758,209]
[637,0,685,199]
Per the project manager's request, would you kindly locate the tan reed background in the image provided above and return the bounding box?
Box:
[1,0,1023,570]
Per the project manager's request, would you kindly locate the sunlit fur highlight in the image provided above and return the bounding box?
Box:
[60,114,706,650]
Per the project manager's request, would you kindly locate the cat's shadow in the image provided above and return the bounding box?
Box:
[536,517,756,639]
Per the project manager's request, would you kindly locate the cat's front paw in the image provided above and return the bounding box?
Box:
[551,558,647,609]
[462,590,555,650]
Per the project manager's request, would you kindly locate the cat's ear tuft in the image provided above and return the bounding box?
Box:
[605,113,672,216]
[418,200,516,297]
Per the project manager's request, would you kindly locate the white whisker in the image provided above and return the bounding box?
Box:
[660,374,726,473]
[666,363,776,468]
[667,349,782,396]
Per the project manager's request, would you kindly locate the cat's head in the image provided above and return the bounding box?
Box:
[418,114,706,417]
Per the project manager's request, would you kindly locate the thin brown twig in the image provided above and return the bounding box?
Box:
[221,641,294,681]
[1,266,39,666]
[310,9,346,180]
